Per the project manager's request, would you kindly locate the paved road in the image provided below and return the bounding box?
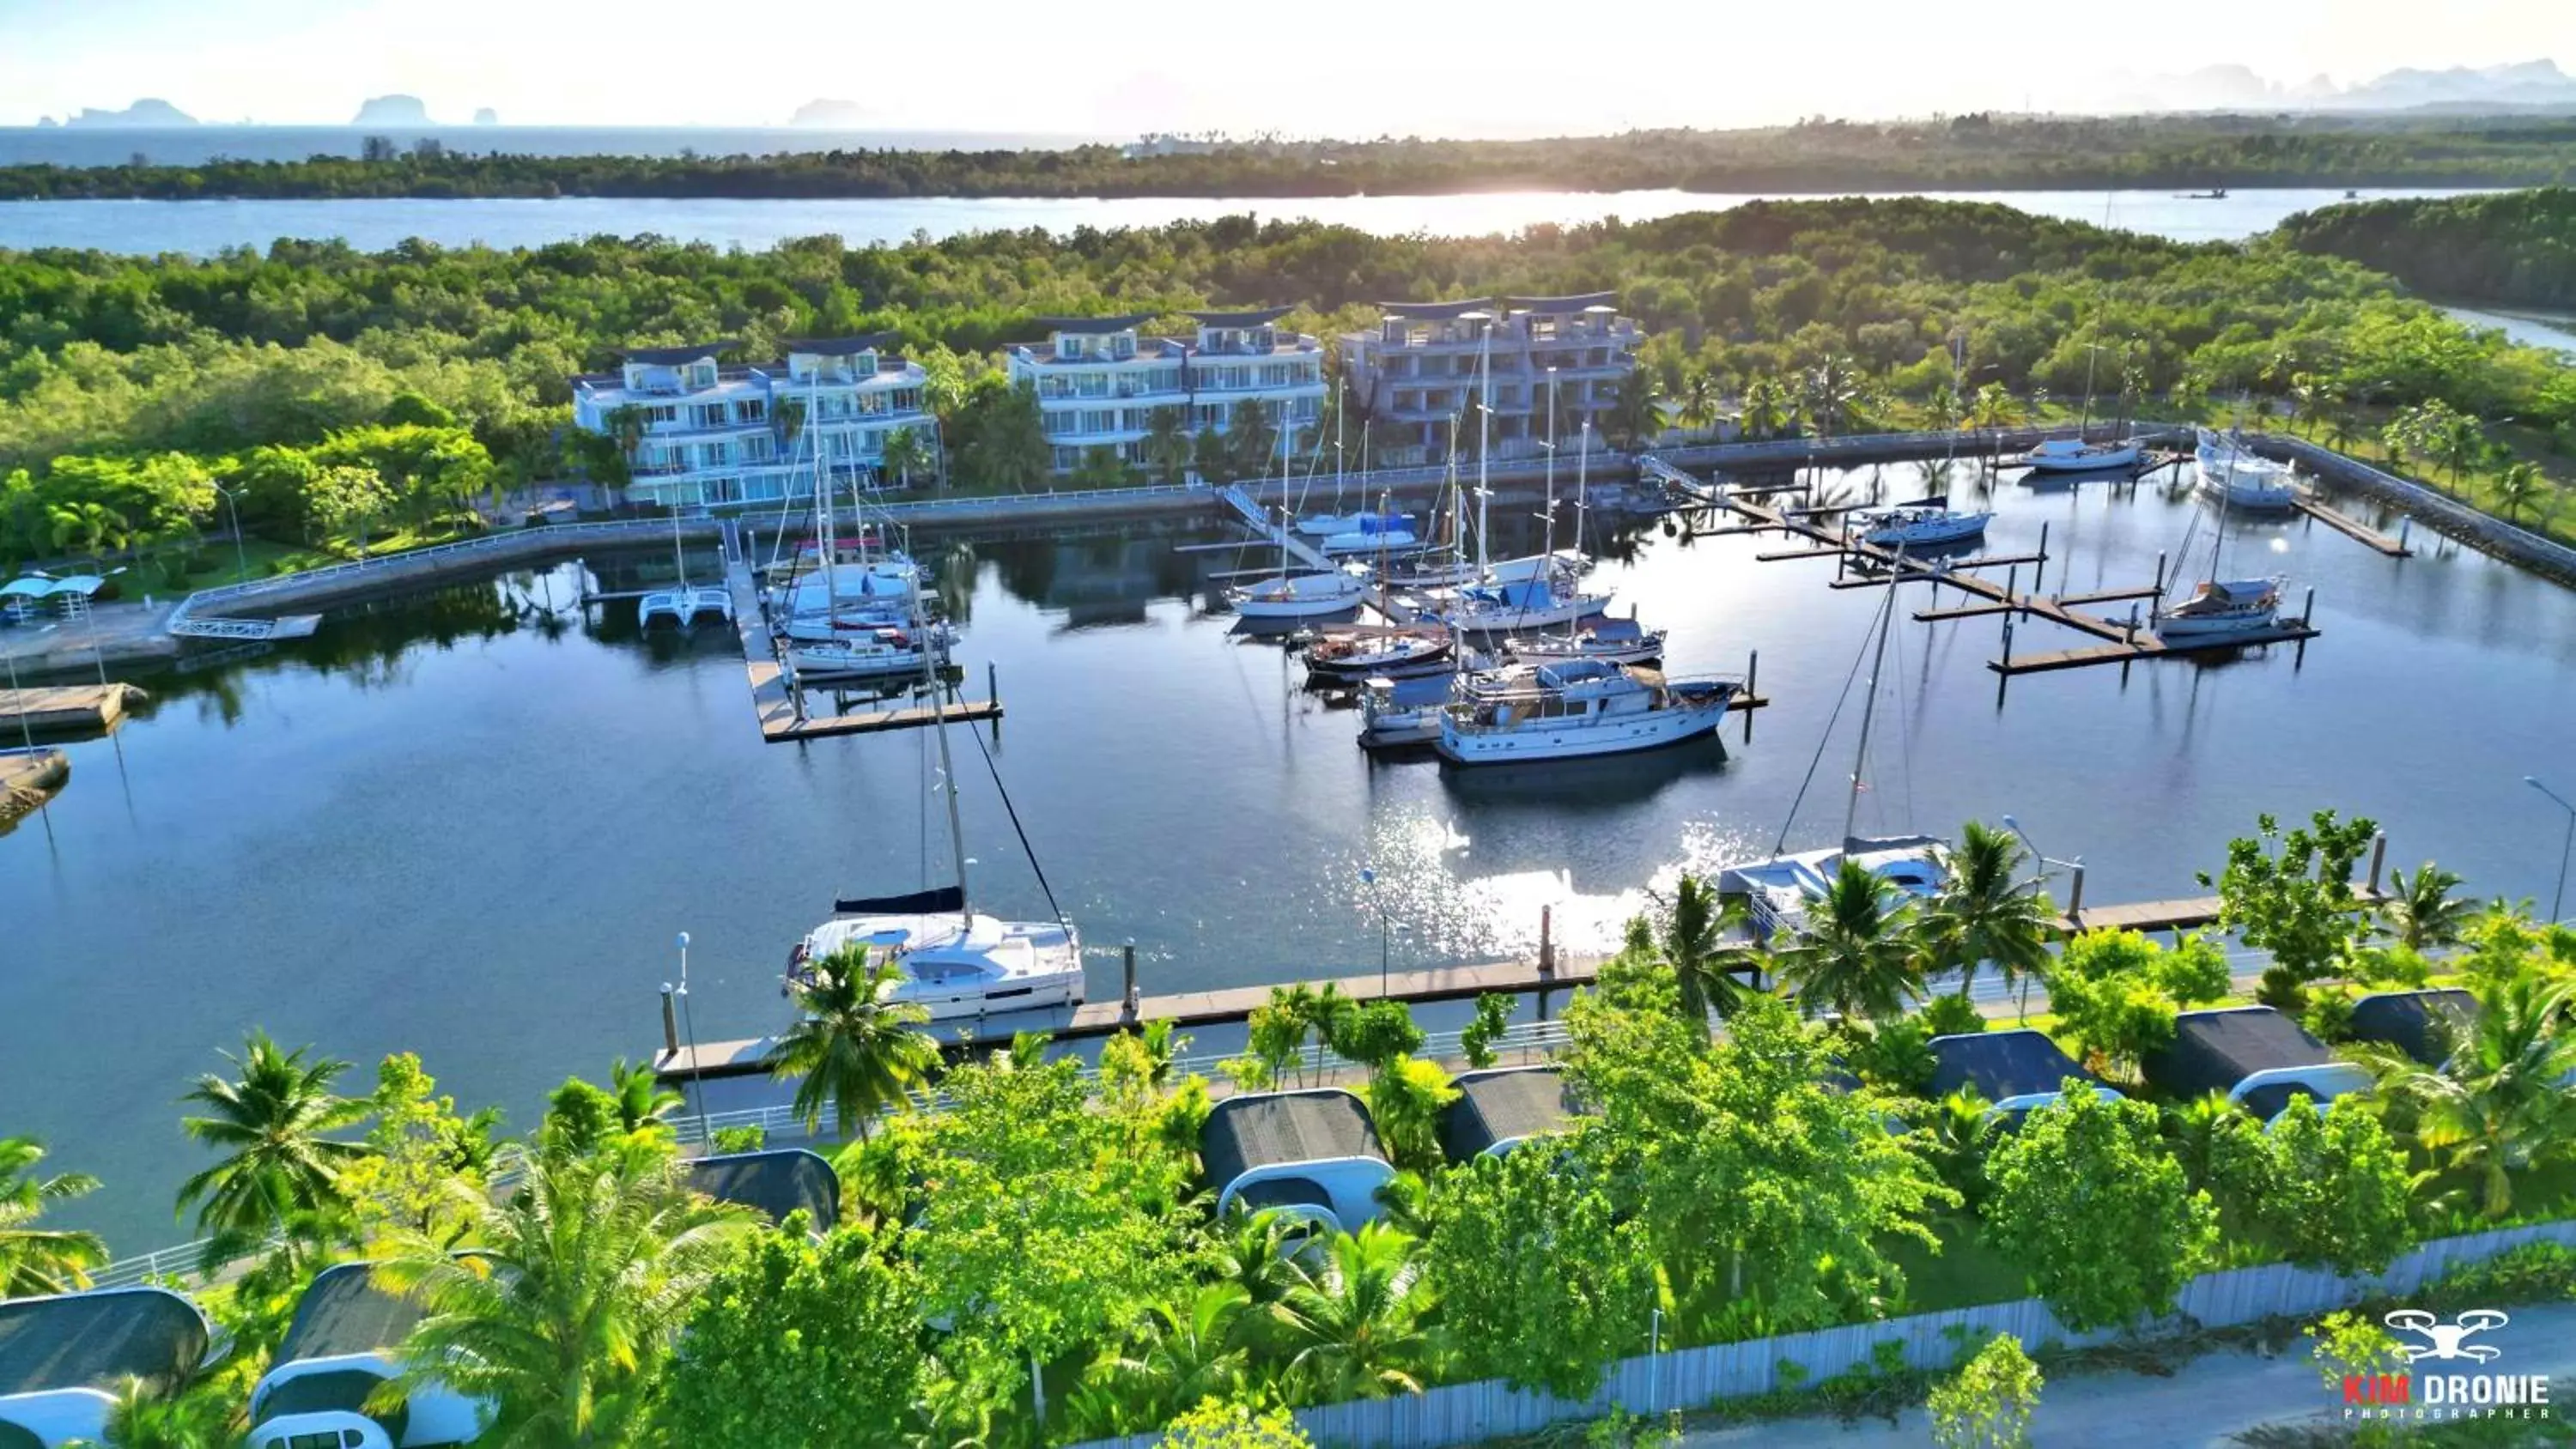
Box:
[1685,1303,2576,1447]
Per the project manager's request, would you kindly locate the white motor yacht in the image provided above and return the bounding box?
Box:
[2153,579,2285,640]
[790,910,1084,1021]
[1856,499,1992,549]
[2195,428,2298,510]
[1228,569,1370,621]
[787,623,945,680]
[2021,437,2142,473]
[1718,837,1953,941]
[1435,660,1738,765]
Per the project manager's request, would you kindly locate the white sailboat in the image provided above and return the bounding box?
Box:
[1856,495,1991,549]
[1507,430,1666,665]
[1228,424,1370,621]
[1716,570,1950,940]
[1427,354,1611,634]
[2020,330,2141,472]
[2154,464,2287,642]
[786,625,1083,1022]
[2194,427,2298,510]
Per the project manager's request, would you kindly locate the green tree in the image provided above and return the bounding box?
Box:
[1601,364,1665,449]
[2378,861,2473,951]
[176,1030,372,1241]
[307,463,396,554]
[1157,1397,1313,1449]
[1080,1283,1253,1435]
[955,377,1051,494]
[376,1146,758,1449]
[1637,874,1757,1034]
[2259,1094,2414,1275]
[2491,460,2548,523]
[1424,1131,1656,1399]
[1225,400,1281,482]
[1676,370,1722,437]
[1923,821,2055,1004]
[649,1223,926,1449]
[606,1057,681,1139]
[336,1052,500,1247]
[1983,1087,2218,1332]
[1929,1332,2042,1449]
[879,423,935,492]
[1325,1000,1422,1077]
[2380,975,2576,1220]
[1141,405,1194,483]
[0,1136,106,1296]
[1740,375,1791,440]
[1458,993,1515,1070]
[1775,858,1925,1023]
[2041,929,2226,1081]
[1271,1224,1435,1402]
[1070,444,1133,491]
[93,1375,232,1449]
[1364,1057,1458,1173]
[1192,425,1236,486]
[2200,809,2381,991]
[763,945,941,1143]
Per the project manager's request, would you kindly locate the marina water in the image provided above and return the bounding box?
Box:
[9,464,2576,1248]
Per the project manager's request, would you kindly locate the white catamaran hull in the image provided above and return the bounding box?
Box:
[794,912,1084,1021]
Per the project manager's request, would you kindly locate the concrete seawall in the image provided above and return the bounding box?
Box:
[2253,434,2576,588]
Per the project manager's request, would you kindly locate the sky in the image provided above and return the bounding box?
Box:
[1,0,2572,136]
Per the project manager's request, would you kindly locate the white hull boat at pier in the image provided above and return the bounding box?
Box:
[2153,578,2284,640]
[2194,428,2298,511]
[1856,499,1992,550]
[791,906,1084,1021]
[1228,569,1370,621]
[1504,615,1665,666]
[2020,437,2143,473]
[639,585,733,627]
[1719,837,1952,941]
[787,625,944,680]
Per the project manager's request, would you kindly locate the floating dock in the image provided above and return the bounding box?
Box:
[2293,494,2413,557]
[0,683,145,737]
[725,560,1000,743]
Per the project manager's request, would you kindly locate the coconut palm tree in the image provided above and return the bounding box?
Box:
[0,1136,106,1296]
[1800,355,1870,439]
[605,1058,681,1137]
[1773,859,1925,1024]
[2492,461,2549,524]
[1601,365,1664,451]
[1677,371,1722,440]
[2323,410,2360,458]
[1648,873,1757,1034]
[2379,862,2474,952]
[1968,382,2022,433]
[879,425,935,493]
[764,946,940,1142]
[2439,416,2491,492]
[177,1031,372,1239]
[1212,1208,1306,1334]
[96,1375,228,1449]
[1271,1224,1435,1401]
[375,1148,757,1447]
[1923,821,2056,1004]
[1740,376,1790,441]
[1140,405,1194,483]
[2384,976,2576,1220]
[1090,1282,1251,1428]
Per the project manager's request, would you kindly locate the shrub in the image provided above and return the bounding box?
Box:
[1919,993,1987,1039]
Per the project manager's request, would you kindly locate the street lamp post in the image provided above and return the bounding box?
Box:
[212,483,249,583]
[2527,777,2576,923]
[667,931,713,1144]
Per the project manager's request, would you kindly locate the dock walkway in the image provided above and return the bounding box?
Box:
[0,683,143,737]
[1218,486,1334,570]
[724,560,1000,743]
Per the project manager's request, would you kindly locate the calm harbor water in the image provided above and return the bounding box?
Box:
[0,187,2507,257]
[9,464,2576,1248]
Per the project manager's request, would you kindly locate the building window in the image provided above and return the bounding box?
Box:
[1062,336,1086,359]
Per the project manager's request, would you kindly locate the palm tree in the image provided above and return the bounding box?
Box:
[1677,371,1722,440]
[1924,385,1966,434]
[879,425,935,493]
[763,946,940,1142]
[0,1136,106,1295]
[1211,1208,1306,1331]
[1800,355,1870,439]
[2323,410,2360,458]
[2162,1091,2253,1199]
[606,1058,681,1137]
[1923,821,2055,1005]
[603,404,651,506]
[1601,365,1664,450]
[1648,874,1757,1034]
[2492,461,2549,524]
[1773,858,1924,1023]
[1740,376,1790,440]
[375,1149,757,1447]
[2439,416,2491,492]
[2385,976,2576,1220]
[2379,863,2474,952]
[1968,381,2022,433]
[1140,405,1194,483]
[96,1375,228,1449]
[177,1031,372,1239]
[1271,1224,1435,1401]
[1093,1282,1251,1428]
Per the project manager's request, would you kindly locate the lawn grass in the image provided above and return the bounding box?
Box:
[1890,1216,2029,1313]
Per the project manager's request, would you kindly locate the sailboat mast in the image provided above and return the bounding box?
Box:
[1841,567,1902,846]
[813,384,840,620]
[1475,321,1493,577]
[1334,377,1346,511]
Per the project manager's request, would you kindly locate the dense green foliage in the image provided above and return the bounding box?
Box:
[0,1137,105,1296]
[1928,1332,2041,1449]
[1983,1088,2221,1331]
[10,115,2576,202]
[2281,186,2576,311]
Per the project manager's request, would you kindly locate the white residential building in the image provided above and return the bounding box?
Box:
[569,336,936,508]
[1341,294,1642,467]
[1004,308,1326,475]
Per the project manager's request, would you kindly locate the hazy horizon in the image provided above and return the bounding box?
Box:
[3,0,2572,139]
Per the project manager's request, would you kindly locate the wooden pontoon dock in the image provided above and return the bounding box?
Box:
[0,683,144,737]
[724,559,1000,743]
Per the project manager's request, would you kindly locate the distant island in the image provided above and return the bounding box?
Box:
[472,108,499,126]
[789,99,873,127]
[63,99,196,128]
[352,95,434,126]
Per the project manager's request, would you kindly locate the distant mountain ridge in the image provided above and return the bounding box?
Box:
[2114,58,2576,114]
[62,99,196,128]
[353,95,434,126]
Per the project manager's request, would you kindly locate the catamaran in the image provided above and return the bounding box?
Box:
[1433,659,1739,765]
[2195,427,2298,510]
[785,616,1083,1022]
[638,493,732,627]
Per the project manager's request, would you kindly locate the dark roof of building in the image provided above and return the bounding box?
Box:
[2348,988,2480,1066]
[1189,306,1293,327]
[0,1288,210,1399]
[620,340,738,364]
[1928,1029,2098,1103]
[688,1149,840,1233]
[1036,313,1157,335]
[2239,1082,2316,1123]
[1231,1177,1334,1215]
[253,1368,409,1440]
[273,1263,424,1367]
[1374,298,1492,321]
[1201,1090,1384,1190]
[1504,292,1619,312]
[782,333,897,355]
[1438,1066,1580,1162]
[2142,1008,2338,1098]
